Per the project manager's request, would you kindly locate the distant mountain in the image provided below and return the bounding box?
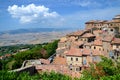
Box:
[0,28,74,34]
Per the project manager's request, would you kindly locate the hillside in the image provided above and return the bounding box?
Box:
[0,28,73,46]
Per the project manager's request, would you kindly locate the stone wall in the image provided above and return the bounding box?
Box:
[12,65,36,75]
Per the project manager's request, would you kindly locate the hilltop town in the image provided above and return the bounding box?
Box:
[53,14,120,77]
[8,14,120,78]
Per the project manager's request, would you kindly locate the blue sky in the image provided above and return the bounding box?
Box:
[0,0,120,31]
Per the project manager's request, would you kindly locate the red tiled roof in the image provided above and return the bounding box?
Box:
[66,47,82,56]
[81,33,95,38]
[96,36,102,40]
[5,54,12,57]
[66,48,102,56]
[73,41,84,46]
[0,56,4,59]
[67,30,86,36]
[73,30,85,36]
[52,56,67,65]
[82,48,91,55]
[111,38,120,44]
[40,59,50,64]
[66,47,104,56]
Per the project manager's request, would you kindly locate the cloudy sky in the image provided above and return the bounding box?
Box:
[0,0,120,31]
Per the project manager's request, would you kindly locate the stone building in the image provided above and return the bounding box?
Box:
[85,15,120,33]
[54,14,120,76]
[79,33,95,43]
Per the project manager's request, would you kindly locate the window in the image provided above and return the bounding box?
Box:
[71,57,73,61]
[76,67,82,71]
[84,46,86,48]
[76,58,78,61]
[94,46,96,49]
[116,45,119,48]
[79,67,82,71]
[111,56,114,59]
[83,60,87,65]
[69,64,72,70]
[79,45,83,49]
[90,46,91,49]
[99,48,101,51]
[111,29,113,31]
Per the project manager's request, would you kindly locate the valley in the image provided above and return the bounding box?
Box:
[0,31,71,46]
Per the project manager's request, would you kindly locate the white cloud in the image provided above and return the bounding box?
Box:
[71,0,101,7]
[72,0,91,7]
[8,4,59,23]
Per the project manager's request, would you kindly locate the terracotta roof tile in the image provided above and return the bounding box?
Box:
[67,30,86,36]
[66,47,105,56]
[66,47,82,56]
[52,56,67,65]
[73,41,84,46]
[66,48,101,56]
[81,33,95,38]
[96,36,102,40]
[40,59,50,64]
[5,54,12,57]
[82,48,91,55]
[111,38,120,44]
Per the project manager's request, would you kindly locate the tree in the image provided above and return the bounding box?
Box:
[80,57,120,80]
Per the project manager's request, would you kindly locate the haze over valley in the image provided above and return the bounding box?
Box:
[0,28,72,46]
